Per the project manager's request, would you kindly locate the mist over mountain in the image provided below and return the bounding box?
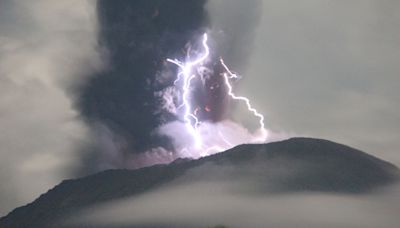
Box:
[1,138,398,227]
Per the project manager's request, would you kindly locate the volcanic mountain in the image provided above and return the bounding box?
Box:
[1,138,399,227]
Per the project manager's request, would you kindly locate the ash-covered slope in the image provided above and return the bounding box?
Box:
[1,138,399,227]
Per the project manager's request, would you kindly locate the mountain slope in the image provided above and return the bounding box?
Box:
[1,138,399,227]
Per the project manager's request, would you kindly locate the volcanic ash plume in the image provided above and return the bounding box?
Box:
[79,0,287,170]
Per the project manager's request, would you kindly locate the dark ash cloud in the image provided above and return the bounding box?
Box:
[75,0,209,174]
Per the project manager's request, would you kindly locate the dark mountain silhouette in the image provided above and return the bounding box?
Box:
[1,138,399,227]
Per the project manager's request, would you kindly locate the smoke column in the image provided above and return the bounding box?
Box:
[77,0,285,171]
[77,0,208,172]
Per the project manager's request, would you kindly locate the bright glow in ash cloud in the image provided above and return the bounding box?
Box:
[150,33,287,161]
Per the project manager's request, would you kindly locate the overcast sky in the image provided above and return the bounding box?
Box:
[0,0,399,217]
[210,0,400,166]
[0,0,99,215]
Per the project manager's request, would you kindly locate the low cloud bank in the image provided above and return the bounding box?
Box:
[72,181,400,228]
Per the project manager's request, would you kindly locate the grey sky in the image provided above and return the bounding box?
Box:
[210,0,400,165]
[0,0,99,215]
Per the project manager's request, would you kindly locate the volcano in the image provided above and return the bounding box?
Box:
[1,138,399,227]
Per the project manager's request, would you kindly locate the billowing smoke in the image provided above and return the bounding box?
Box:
[76,0,286,172]
[76,0,207,173]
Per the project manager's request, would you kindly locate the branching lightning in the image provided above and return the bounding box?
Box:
[166,34,210,149]
[166,33,267,157]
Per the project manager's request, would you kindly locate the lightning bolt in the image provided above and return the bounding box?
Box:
[220,59,268,142]
[166,33,209,149]
[166,33,267,156]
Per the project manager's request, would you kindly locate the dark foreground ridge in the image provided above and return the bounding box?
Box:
[1,138,399,227]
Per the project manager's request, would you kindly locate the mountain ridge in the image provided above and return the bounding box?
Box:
[1,137,399,227]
